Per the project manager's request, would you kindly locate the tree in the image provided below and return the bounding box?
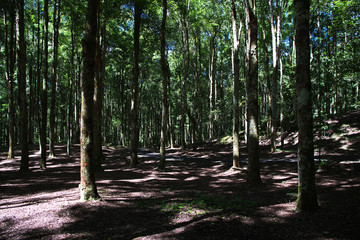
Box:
[295,0,318,212]
[130,1,143,167]
[79,0,101,201]
[158,0,169,170]
[246,0,261,185]
[93,2,106,172]
[18,0,29,171]
[4,0,16,160]
[269,0,281,152]
[40,0,49,169]
[231,0,243,169]
[49,0,61,158]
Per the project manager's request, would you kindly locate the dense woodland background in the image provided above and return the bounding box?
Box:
[0,0,359,202]
[0,0,359,151]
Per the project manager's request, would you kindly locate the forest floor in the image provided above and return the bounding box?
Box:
[1,110,360,240]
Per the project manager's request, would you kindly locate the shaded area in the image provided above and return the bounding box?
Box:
[1,111,360,239]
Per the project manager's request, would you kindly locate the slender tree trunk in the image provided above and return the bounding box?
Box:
[80,0,101,201]
[208,34,216,140]
[295,0,318,212]
[246,0,261,185]
[93,4,105,172]
[269,0,280,152]
[49,0,61,158]
[231,0,242,168]
[130,1,142,166]
[158,0,168,170]
[18,0,29,171]
[4,4,15,160]
[40,0,49,169]
[67,21,76,157]
[180,2,190,149]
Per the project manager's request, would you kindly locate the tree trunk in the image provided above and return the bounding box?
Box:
[49,0,61,158]
[246,0,261,185]
[130,1,142,166]
[93,6,105,172]
[180,2,190,149]
[269,0,280,152]
[5,3,15,159]
[18,0,29,171]
[231,0,242,168]
[295,0,318,212]
[208,31,217,140]
[158,0,169,170]
[80,0,101,201]
[40,0,49,169]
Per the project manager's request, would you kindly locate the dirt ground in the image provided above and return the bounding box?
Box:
[1,111,360,240]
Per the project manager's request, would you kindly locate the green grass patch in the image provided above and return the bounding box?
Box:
[135,193,256,216]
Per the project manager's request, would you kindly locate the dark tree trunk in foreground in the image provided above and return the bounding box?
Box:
[80,0,101,201]
[295,0,318,212]
[231,0,242,169]
[246,0,262,185]
[158,0,168,170]
[40,0,49,169]
[49,0,61,158]
[130,1,142,167]
[18,0,29,171]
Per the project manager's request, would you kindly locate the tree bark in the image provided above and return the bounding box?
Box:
[246,0,262,185]
[130,1,142,167]
[5,2,15,160]
[158,0,169,170]
[269,0,280,152]
[231,0,242,168]
[180,1,190,149]
[40,0,49,169]
[18,0,29,171]
[80,0,101,201]
[93,5,105,172]
[295,0,318,212]
[49,0,61,158]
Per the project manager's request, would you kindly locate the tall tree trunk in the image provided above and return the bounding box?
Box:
[295,0,318,212]
[130,1,142,166]
[40,0,49,169]
[93,14,106,172]
[36,0,42,151]
[5,3,15,159]
[80,0,101,201]
[67,20,76,157]
[158,0,169,170]
[231,0,243,168]
[246,0,261,185]
[269,0,280,152]
[208,32,217,140]
[49,0,61,158]
[18,0,29,171]
[180,1,190,149]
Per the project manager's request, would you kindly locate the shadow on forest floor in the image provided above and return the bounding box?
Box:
[0,111,360,239]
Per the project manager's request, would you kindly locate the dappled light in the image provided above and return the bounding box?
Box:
[1,137,360,239]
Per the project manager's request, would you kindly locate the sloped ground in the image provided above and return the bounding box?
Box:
[0,111,359,240]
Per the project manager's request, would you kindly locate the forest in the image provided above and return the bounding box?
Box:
[0,0,359,239]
